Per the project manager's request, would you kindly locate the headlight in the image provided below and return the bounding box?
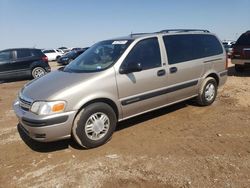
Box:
[30,101,66,115]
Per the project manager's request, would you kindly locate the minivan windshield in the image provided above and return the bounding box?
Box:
[64,40,133,73]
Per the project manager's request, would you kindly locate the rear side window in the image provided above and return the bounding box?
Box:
[16,49,32,58]
[236,32,250,45]
[43,50,55,53]
[163,34,223,64]
[122,38,161,70]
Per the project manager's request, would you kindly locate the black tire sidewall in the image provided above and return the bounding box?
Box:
[235,64,244,72]
[74,103,117,148]
[201,78,217,106]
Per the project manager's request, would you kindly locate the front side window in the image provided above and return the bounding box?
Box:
[0,51,11,63]
[64,40,133,73]
[121,38,161,70]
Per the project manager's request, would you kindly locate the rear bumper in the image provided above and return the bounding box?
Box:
[231,59,250,65]
[13,100,77,142]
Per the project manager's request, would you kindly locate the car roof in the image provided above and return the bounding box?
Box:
[0,48,41,52]
[109,29,212,41]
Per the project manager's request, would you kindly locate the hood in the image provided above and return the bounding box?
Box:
[21,70,99,101]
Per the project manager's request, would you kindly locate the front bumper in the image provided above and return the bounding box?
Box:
[13,100,77,142]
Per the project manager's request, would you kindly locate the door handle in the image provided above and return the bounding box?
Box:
[157,69,166,76]
[169,67,178,73]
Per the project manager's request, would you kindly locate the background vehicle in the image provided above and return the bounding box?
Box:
[42,49,64,61]
[57,48,88,65]
[231,31,250,72]
[0,48,50,80]
[58,47,71,53]
[56,49,65,54]
[222,40,235,57]
[14,29,227,149]
[71,47,83,51]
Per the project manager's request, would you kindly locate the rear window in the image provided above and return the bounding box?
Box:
[163,34,223,64]
[236,32,250,45]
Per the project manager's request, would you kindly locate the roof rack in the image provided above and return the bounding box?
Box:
[159,29,210,33]
[130,32,154,36]
[130,29,210,37]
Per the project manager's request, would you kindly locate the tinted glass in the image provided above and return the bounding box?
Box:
[122,38,161,70]
[0,51,11,62]
[236,33,250,45]
[64,40,133,73]
[32,49,44,57]
[16,49,32,58]
[163,34,223,64]
[43,50,55,53]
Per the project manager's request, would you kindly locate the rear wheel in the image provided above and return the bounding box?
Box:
[235,64,245,72]
[56,56,61,61]
[72,102,117,148]
[196,77,217,106]
[32,67,46,78]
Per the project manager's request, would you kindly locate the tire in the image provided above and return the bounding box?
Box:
[67,59,73,65]
[72,102,117,148]
[235,64,245,72]
[196,77,217,106]
[56,56,61,61]
[32,67,46,78]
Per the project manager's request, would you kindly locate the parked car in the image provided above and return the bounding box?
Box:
[0,48,50,81]
[57,48,88,65]
[13,29,227,148]
[42,49,64,61]
[222,40,235,57]
[58,47,71,53]
[71,47,83,51]
[56,49,65,54]
[231,31,250,72]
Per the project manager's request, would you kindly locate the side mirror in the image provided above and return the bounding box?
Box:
[119,62,142,74]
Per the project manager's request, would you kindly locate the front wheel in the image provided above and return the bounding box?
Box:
[31,67,46,78]
[72,102,117,148]
[196,77,217,106]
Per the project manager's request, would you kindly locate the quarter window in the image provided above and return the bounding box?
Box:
[163,34,223,64]
[122,38,161,70]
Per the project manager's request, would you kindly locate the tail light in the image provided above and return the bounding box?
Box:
[231,48,235,58]
[225,53,228,69]
[42,56,48,63]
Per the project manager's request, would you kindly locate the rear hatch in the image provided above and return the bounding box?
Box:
[232,31,250,59]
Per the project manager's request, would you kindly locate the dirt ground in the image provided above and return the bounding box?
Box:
[0,61,250,188]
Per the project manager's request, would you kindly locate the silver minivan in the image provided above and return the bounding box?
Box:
[13,29,228,148]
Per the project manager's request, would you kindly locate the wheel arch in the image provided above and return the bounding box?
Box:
[203,72,220,86]
[76,98,120,120]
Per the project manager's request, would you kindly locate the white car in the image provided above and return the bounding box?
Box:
[42,49,64,61]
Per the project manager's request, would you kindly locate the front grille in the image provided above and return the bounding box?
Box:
[19,96,32,111]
